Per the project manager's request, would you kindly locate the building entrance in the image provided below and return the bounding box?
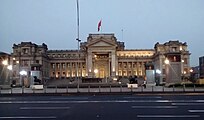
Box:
[93,54,109,78]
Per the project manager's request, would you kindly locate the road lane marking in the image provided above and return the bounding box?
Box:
[137,115,200,118]
[124,96,162,99]
[172,103,204,106]
[0,100,171,104]
[20,106,70,110]
[50,97,88,100]
[132,106,178,109]
[189,110,204,113]
[0,116,56,119]
[0,98,16,100]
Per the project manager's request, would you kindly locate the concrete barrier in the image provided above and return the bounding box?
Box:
[127,84,138,88]
[31,85,43,90]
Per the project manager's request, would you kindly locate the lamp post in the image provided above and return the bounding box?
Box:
[76,0,81,92]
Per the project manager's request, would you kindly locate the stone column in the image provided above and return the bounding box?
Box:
[141,62,145,77]
[127,62,129,77]
[111,50,116,77]
[55,63,57,79]
[122,62,124,77]
[87,51,93,78]
[137,62,140,76]
[70,62,72,78]
[75,62,77,78]
[131,62,133,76]
[65,62,67,79]
[60,63,62,79]
[115,55,118,77]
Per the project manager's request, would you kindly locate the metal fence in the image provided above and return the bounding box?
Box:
[1,84,204,94]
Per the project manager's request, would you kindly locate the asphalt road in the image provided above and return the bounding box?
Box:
[1,94,204,120]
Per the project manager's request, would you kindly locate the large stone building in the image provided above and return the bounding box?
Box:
[10,33,191,86]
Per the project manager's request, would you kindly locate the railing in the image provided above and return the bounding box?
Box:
[0,84,204,94]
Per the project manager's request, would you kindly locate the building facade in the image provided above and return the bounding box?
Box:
[11,42,49,86]
[199,56,204,78]
[10,34,191,86]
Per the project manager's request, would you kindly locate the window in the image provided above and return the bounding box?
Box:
[15,50,18,53]
[82,64,85,69]
[119,63,122,68]
[162,69,165,74]
[184,58,188,64]
[36,60,39,64]
[133,63,136,68]
[52,64,55,69]
[57,64,60,69]
[38,50,42,54]
[172,47,177,52]
[124,63,127,68]
[128,63,131,68]
[63,72,66,76]
[22,60,29,66]
[180,46,183,51]
[62,63,65,69]
[22,48,29,54]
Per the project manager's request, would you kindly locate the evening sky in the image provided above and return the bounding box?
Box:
[0,0,204,66]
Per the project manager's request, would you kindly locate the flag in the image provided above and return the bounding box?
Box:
[98,20,102,32]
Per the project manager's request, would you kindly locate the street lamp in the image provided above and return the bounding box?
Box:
[20,70,27,87]
[94,69,98,78]
[76,0,81,92]
[164,59,170,65]
[7,65,12,71]
[1,59,12,85]
[164,58,170,84]
[155,69,161,85]
[2,60,8,66]
[156,69,161,74]
[20,70,27,76]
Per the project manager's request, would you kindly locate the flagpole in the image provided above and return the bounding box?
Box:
[121,29,123,41]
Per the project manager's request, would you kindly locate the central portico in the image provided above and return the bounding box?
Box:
[84,34,117,78]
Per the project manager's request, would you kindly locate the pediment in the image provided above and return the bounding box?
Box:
[87,39,116,47]
[91,41,113,47]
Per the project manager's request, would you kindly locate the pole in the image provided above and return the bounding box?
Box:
[121,29,123,41]
[77,0,79,39]
[76,0,81,92]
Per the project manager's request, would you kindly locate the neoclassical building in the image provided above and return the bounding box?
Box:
[10,33,191,85]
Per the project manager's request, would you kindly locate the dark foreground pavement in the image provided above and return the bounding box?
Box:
[1,93,204,120]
